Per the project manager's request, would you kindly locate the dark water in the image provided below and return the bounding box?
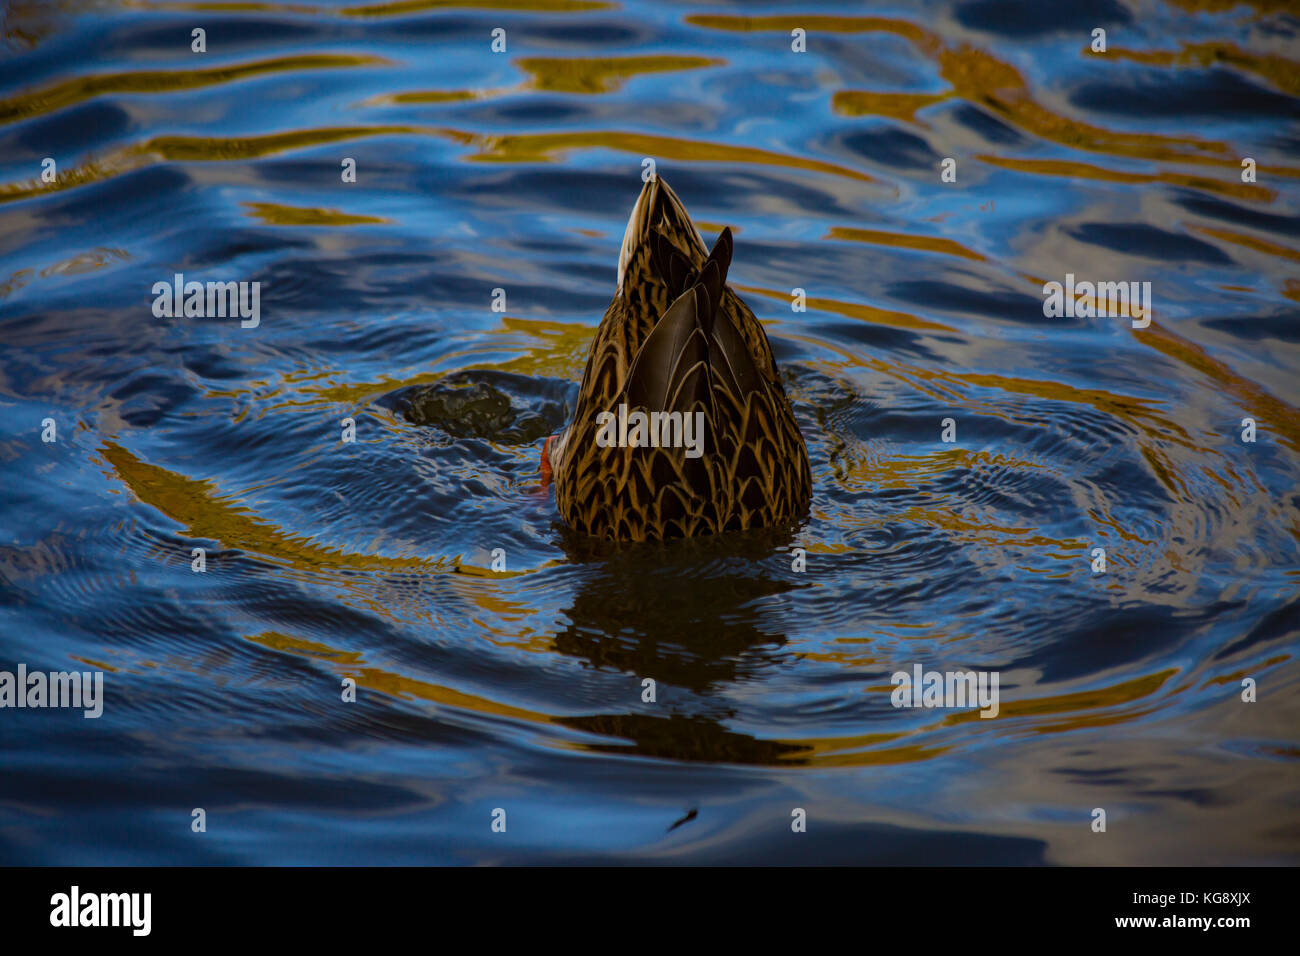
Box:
[2,0,1298,865]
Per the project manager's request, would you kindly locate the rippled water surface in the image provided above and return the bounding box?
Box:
[2,0,1298,864]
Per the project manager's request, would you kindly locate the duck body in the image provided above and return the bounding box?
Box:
[545,176,811,541]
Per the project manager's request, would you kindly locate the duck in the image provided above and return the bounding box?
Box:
[542,176,812,541]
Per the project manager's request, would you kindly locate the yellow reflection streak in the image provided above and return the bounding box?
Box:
[734,282,955,333]
[440,127,878,183]
[100,440,445,573]
[241,201,389,226]
[116,0,614,14]
[1188,225,1300,263]
[0,54,390,126]
[974,154,1274,202]
[832,89,950,123]
[244,631,567,726]
[0,125,423,204]
[824,225,987,262]
[1090,42,1300,99]
[515,55,722,94]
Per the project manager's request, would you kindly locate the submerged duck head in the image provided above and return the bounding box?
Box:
[543,176,811,541]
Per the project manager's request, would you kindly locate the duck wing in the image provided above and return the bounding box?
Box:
[625,281,714,417]
[621,277,719,535]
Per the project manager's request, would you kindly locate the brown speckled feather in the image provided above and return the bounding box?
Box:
[549,177,811,541]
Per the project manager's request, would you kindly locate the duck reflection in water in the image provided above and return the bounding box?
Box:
[549,525,814,766]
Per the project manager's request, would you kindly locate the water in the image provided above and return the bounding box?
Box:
[1,0,1298,865]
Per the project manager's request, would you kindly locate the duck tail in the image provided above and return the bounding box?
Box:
[617,176,707,295]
